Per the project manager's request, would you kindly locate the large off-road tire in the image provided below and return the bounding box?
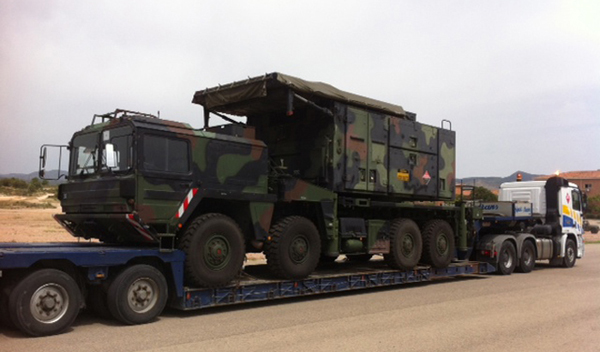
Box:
[384,218,422,270]
[8,269,82,336]
[517,240,536,273]
[420,220,455,268]
[265,216,321,279]
[496,241,517,275]
[106,265,168,325]
[562,239,577,268]
[178,213,245,288]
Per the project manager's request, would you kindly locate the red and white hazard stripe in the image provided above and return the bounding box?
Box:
[177,188,198,219]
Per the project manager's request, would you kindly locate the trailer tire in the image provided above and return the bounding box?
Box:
[384,219,422,270]
[420,220,455,268]
[517,240,536,273]
[179,213,245,288]
[562,239,577,268]
[8,269,82,336]
[265,216,321,279]
[497,241,517,275]
[106,264,168,325]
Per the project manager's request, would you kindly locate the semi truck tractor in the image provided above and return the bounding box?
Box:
[0,73,585,336]
[477,176,586,274]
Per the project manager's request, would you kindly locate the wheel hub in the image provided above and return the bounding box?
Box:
[289,236,309,264]
[436,234,448,255]
[502,249,513,268]
[204,235,231,270]
[402,234,414,256]
[127,279,158,313]
[30,284,69,324]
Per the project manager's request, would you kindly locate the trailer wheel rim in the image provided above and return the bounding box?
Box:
[289,235,309,264]
[127,278,159,314]
[29,283,70,324]
[204,234,231,270]
[523,247,533,266]
[402,234,415,257]
[501,248,513,268]
[566,245,575,263]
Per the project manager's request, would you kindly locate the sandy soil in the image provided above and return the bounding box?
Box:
[0,206,74,243]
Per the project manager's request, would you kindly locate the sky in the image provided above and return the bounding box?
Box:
[0,0,599,178]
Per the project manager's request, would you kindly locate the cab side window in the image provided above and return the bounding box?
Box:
[143,135,189,173]
[571,190,582,212]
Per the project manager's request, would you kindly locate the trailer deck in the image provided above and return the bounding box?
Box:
[179,259,495,310]
[0,242,494,313]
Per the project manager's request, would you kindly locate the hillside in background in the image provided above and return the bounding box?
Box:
[457,171,544,191]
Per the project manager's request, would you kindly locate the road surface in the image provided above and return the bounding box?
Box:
[1,245,599,352]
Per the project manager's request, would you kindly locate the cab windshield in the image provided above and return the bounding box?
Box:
[70,126,134,176]
[71,132,99,176]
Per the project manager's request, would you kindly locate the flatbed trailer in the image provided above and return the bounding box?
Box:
[0,242,494,336]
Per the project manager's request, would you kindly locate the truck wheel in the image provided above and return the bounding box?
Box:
[106,264,168,325]
[347,254,372,262]
[265,216,321,279]
[420,220,455,268]
[562,239,577,268]
[178,213,245,287]
[517,241,536,273]
[384,219,422,270]
[8,269,82,336]
[496,241,516,275]
[87,285,112,320]
[591,226,599,234]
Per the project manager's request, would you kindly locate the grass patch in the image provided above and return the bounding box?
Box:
[0,200,57,209]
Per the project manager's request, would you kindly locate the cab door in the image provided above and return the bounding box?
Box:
[136,132,193,225]
[559,186,585,257]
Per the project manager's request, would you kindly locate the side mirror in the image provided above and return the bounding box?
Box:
[105,143,117,169]
[39,144,68,180]
[39,147,47,178]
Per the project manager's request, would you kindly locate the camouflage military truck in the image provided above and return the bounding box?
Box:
[41,73,461,288]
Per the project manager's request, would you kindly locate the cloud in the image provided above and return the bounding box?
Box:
[0,0,598,177]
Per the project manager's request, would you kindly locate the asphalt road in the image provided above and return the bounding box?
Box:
[1,245,599,352]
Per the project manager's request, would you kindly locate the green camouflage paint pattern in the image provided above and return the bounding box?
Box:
[52,75,456,261]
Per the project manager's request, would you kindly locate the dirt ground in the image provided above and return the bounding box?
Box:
[1,207,599,244]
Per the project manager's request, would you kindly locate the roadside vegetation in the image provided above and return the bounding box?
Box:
[456,186,498,202]
[0,177,58,209]
[586,195,600,219]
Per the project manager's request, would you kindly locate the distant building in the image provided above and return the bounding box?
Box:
[535,171,600,198]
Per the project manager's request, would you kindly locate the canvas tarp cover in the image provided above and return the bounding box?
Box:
[192,72,406,117]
